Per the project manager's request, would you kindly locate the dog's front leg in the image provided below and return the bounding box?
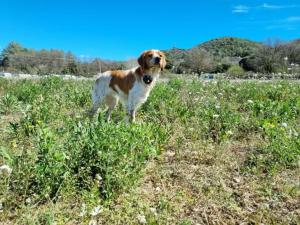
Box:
[126,109,136,123]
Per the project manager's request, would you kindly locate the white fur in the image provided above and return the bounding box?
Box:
[127,73,158,111]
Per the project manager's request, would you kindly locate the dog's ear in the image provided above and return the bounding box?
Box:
[138,51,150,70]
[137,51,146,70]
[160,51,167,71]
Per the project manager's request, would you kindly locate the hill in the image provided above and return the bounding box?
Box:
[165,37,262,73]
[195,37,261,58]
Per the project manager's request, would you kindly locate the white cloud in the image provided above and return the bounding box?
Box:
[261,3,297,9]
[233,3,299,14]
[232,5,249,13]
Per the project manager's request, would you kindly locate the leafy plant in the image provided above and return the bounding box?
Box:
[0,93,18,114]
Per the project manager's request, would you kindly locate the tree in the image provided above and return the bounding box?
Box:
[240,39,287,73]
[183,48,214,74]
[1,42,24,58]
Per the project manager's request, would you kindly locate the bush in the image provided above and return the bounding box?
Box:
[226,65,244,77]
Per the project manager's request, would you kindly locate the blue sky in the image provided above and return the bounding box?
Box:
[0,0,299,60]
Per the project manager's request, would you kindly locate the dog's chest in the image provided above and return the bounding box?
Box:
[126,79,157,107]
[131,81,153,100]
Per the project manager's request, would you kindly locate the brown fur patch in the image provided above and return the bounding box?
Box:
[109,69,139,94]
[159,51,167,70]
[138,50,152,70]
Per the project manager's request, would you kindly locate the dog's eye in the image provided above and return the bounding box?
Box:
[148,54,153,57]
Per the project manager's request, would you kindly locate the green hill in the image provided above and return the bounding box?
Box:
[195,37,261,58]
[164,37,262,73]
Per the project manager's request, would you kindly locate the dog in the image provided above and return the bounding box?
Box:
[88,49,166,122]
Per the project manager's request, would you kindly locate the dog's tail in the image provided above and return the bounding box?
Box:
[91,72,109,105]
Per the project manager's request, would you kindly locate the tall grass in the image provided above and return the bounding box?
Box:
[0,77,299,223]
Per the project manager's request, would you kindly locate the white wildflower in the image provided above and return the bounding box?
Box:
[215,104,221,109]
[213,114,220,119]
[95,174,102,181]
[227,130,233,135]
[25,198,31,204]
[79,203,87,217]
[233,177,241,183]
[281,123,288,128]
[90,205,103,216]
[155,186,161,192]
[247,100,254,104]
[0,165,12,177]
[137,214,147,224]
[149,207,157,216]
[88,219,97,225]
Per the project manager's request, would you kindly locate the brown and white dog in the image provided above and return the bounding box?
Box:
[88,49,166,122]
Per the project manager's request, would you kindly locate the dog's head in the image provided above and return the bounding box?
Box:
[138,50,166,71]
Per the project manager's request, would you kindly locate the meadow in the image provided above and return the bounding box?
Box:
[0,76,299,224]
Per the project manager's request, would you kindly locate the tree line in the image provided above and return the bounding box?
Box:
[0,42,136,76]
[165,38,300,75]
[1,38,300,77]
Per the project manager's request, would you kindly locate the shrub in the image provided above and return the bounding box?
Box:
[227,65,244,77]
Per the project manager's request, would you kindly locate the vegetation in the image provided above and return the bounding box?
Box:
[240,39,300,73]
[166,37,300,75]
[0,77,299,224]
[196,37,260,58]
[1,37,300,77]
[0,42,133,76]
[226,65,245,77]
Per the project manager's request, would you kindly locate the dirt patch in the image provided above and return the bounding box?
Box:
[97,140,300,224]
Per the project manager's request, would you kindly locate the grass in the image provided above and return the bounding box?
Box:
[0,76,299,224]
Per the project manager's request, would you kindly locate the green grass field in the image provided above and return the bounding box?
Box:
[0,77,299,224]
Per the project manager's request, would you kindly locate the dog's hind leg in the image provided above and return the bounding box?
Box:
[87,98,102,118]
[105,95,118,122]
[87,88,104,118]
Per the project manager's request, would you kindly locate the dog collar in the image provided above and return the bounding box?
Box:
[143,74,153,85]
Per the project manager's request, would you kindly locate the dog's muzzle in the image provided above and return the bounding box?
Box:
[154,57,161,64]
[143,75,153,84]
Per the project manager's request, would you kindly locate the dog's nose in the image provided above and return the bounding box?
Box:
[154,57,161,64]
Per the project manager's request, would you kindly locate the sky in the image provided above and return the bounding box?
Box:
[0,0,299,60]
